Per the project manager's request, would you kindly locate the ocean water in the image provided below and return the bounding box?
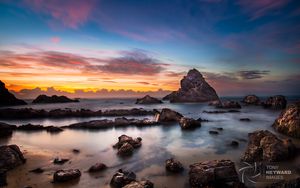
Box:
[0,97,299,188]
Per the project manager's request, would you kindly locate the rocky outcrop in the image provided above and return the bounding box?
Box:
[262,95,287,110]
[136,95,162,104]
[123,180,154,188]
[88,163,107,172]
[241,130,296,162]
[242,95,260,105]
[273,101,300,138]
[165,158,184,173]
[53,169,81,182]
[0,80,27,106]
[0,108,155,119]
[156,108,183,122]
[0,145,26,171]
[189,160,243,188]
[0,122,16,138]
[162,91,176,101]
[217,101,241,109]
[179,117,201,129]
[113,135,142,156]
[32,94,79,104]
[110,169,137,188]
[163,69,219,103]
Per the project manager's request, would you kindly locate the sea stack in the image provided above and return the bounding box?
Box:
[32,95,79,104]
[163,69,219,103]
[0,80,27,106]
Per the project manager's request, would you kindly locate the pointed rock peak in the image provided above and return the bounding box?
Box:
[0,80,5,88]
[186,69,203,79]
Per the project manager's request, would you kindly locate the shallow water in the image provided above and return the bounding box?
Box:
[0,98,300,188]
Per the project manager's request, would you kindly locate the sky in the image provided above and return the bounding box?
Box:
[0,0,300,98]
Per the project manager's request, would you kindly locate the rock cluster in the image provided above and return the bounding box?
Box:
[0,80,27,106]
[163,69,219,103]
[242,95,260,105]
[53,169,81,183]
[179,117,201,129]
[110,169,153,188]
[262,95,287,109]
[136,95,162,104]
[113,135,142,156]
[165,158,184,173]
[217,101,241,109]
[241,130,296,162]
[32,94,79,104]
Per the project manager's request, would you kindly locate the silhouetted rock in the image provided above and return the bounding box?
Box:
[165,158,184,173]
[53,169,81,183]
[265,177,300,188]
[189,160,242,188]
[163,69,219,103]
[262,95,287,109]
[240,118,251,122]
[209,130,219,135]
[0,122,16,138]
[88,163,107,172]
[32,94,79,104]
[242,95,260,105]
[136,95,162,104]
[217,101,241,109]
[203,110,240,114]
[0,170,7,186]
[273,101,300,138]
[162,91,176,100]
[113,135,142,156]
[46,126,63,133]
[29,167,44,174]
[241,130,296,162]
[0,80,27,106]
[156,108,183,122]
[72,149,80,154]
[123,180,154,188]
[230,141,239,147]
[53,158,69,165]
[110,169,136,188]
[17,123,44,131]
[0,145,26,171]
[179,117,201,129]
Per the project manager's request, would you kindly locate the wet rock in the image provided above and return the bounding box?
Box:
[53,169,81,183]
[208,100,222,106]
[203,110,240,114]
[242,95,260,105]
[102,108,155,116]
[262,95,287,110]
[273,101,300,138]
[0,80,27,106]
[163,69,219,103]
[110,169,136,188]
[0,145,26,172]
[32,94,79,104]
[113,135,142,156]
[230,141,239,147]
[209,130,219,135]
[88,163,107,172]
[117,143,134,156]
[157,108,183,122]
[29,167,44,173]
[0,170,7,187]
[53,158,69,165]
[239,118,251,122]
[217,101,241,109]
[179,117,201,129]
[46,126,63,133]
[0,122,16,138]
[136,95,162,104]
[123,180,154,188]
[241,130,296,162]
[197,117,209,122]
[265,177,300,188]
[165,158,184,173]
[189,159,241,188]
[72,149,80,154]
[17,123,45,131]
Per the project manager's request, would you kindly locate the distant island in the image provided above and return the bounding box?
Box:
[32,95,79,104]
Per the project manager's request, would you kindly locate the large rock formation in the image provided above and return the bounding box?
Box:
[163,69,219,103]
[156,108,183,122]
[262,95,287,110]
[135,95,162,104]
[273,101,300,138]
[0,80,27,106]
[0,145,26,171]
[242,95,260,105]
[32,94,79,104]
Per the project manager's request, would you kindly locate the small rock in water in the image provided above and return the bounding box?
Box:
[29,167,44,173]
[230,141,239,147]
[209,130,219,135]
[123,180,154,188]
[179,117,201,129]
[72,149,80,154]
[53,158,69,165]
[53,169,81,183]
[165,158,184,173]
[110,169,136,188]
[117,143,134,156]
[113,135,142,157]
[88,163,107,172]
[240,118,251,121]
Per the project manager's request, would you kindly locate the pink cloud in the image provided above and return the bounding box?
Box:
[50,37,60,43]
[25,0,95,28]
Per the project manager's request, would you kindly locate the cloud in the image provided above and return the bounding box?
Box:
[50,36,60,43]
[237,70,270,79]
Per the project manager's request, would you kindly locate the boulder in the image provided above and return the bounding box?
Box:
[240,118,251,122]
[179,117,201,129]
[123,180,154,188]
[241,130,296,162]
[0,80,27,106]
[117,143,134,156]
[0,122,16,138]
[113,135,142,156]
[217,101,241,109]
[53,169,81,183]
[165,158,184,173]
[110,169,136,188]
[32,95,79,104]
[53,158,69,165]
[88,163,107,172]
[242,95,260,105]
[189,159,241,188]
[263,95,287,109]
[163,69,219,103]
[273,101,300,138]
[157,108,183,122]
[136,95,162,104]
[0,145,26,171]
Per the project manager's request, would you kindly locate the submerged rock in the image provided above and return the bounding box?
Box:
[241,130,296,162]
[0,145,26,171]
[53,158,69,165]
[240,118,251,122]
[0,122,16,138]
[88,163,107,172]
[113,135,142,156]
[32,94,79,104]
[123,180,154,188]
[163,69,219,103]
[157,108,183,122]
[0,80,27,106]
[110,169,137,188]
[29,167,44,174]
[217,101,241,109]
[165,158,184,173]
[53,169,81,183]
[262,95,287,110]
[136,95,162,104]
[230,141,239,147]
[209,130,219,135]
[273,101,300,138]
[242,95,260,105]
[179,117,201,129]
[189,159,241,188]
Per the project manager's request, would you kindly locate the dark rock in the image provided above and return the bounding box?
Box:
[165,158,184,173]
[0,80,27,106]
[72,149,80,154]
[162,91,177,101]
[228,110,240,113]
[189,159,241,188]
[217,101,241,109]
[102,108,155,116]
[117,143,134,156]
[163,69,219,103]
[179,117,201,129]
[197,117,209,122]
[29,167,44,173]
[212,127,223,131]
[110,169,136,188]
[136,95,162,104]
[208,100,222,106]
[53,169,81,183]
[0,145,26,171]
[209,130,219,135]
[17,123,44,131]
[46,126,63,133]
[53,158,69,165]
[230,141,239,147]
[113,135,142,156]
[262,95,287,110]
[240,118,251,122]
[241,130,296,162]
[265,177,300,188]
[88,163,107,172]
[242,95,260,105]
[156,108,183,122]
[0,170,7,187]
[273,101,300,138]
[0,122,16,138]
[123,180,154,188]
[203,110,240,114]
[32,95,79,104]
